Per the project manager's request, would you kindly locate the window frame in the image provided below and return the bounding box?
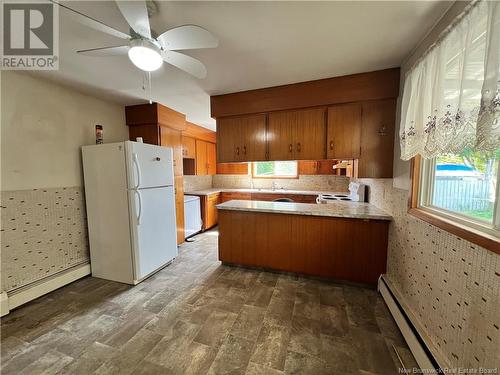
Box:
[410,155,500,254]
[251,161,299,179]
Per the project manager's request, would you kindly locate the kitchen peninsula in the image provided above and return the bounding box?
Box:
[217,200,392,285]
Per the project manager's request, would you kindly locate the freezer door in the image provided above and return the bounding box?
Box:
[129,186,178,281]
[125,141,174,189]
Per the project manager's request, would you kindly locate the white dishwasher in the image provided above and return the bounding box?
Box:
[184,195,202,239]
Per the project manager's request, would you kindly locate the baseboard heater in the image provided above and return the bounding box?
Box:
[378,275,442,373]
[1,263,91,317]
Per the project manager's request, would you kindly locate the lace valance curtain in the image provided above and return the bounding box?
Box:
[399,0,500,161]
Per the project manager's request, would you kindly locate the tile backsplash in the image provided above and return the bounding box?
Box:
[212,174,350,192]
[183,175,213,192]
[357,178,499,371]
[0,187,90,292]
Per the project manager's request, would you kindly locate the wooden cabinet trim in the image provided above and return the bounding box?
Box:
[211,68,400,118]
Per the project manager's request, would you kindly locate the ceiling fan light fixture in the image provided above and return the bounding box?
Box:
[128,39,163,72]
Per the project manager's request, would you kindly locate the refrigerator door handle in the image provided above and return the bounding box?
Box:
[132,153,141,189]
[135,190,143,225]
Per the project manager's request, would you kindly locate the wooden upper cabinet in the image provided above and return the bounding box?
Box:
[297,160,318,175]
[358,99,396,178]
[241,114,267,162]
[267,112,294,161]
[195,140,217,175]
[207,142,217,175]
[268,108,326,161]
[293,108,326,160]
[160,126,183,176]
[195,139,208,175]
[126,103,186,131]
[216,163,249,175]
[217,114,267,163]
[182,136,196,158]
[327,103,361,159]
[217,118,240,162]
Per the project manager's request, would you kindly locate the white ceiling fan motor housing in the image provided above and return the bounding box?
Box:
[128,38,163,72]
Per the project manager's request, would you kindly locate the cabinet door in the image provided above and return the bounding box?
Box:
[316,160,335,174]
[195,140,208,175]
[358,99,396,178]
[174,175,184,244]
[182,136,196,158]
[206,193,220,228]
[327,103,361,159]
[297,160,318,175]
[268,112,295,161]
[216,163,249,175]
[160,126,183,176]
[216,118,240,162]
[292,108,326,160]
[207,143,217,175]
[241,114,267,161]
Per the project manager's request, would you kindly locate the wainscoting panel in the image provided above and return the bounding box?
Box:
[1,187,90,292]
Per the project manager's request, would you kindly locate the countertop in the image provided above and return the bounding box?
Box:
[185,188,347,196]
[216,200,392,221]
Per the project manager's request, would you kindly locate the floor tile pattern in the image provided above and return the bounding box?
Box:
[1,229,416,374]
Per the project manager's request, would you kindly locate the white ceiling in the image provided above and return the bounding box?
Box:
[34,1,452,130]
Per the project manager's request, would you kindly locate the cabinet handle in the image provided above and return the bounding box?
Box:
[297,142,301,152]
[243,146,247,155]
[329,141,334,150]
[289,144,293,153]
[236,147,240,155]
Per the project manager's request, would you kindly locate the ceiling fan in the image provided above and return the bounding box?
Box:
[52,0,218,79]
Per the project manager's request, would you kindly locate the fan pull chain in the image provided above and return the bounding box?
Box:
[148,72,152,104]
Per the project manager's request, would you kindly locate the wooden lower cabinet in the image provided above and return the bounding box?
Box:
[220,192,252,203]
[218,210,389,285]
[220,191,317,204]
[250,192,316,203]
[204,193,220,229]
[174,176,184,244]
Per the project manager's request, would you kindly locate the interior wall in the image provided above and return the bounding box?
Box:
[386,0,498,370]
[357,178,499,370]
[1,72,128,293]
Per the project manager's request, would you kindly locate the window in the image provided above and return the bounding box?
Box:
[252,161,298,178]
[415,149,500,240]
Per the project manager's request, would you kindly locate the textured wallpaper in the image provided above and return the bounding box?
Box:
[0,187,90,292]
[358,178,500,371]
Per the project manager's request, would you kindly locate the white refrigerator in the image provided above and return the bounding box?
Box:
[82,141,178,285]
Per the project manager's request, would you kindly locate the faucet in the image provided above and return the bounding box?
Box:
[272,181,278,191]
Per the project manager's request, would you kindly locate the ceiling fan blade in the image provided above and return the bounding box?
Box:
[51,0,130,40]
[77,46,130,56]
[157,25,218,51]
[115,1,151,39]
[161,50,207,79]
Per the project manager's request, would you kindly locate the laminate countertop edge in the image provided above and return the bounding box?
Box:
[216,200,392,221]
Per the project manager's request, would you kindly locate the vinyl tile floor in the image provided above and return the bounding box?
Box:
[1,228,417,374]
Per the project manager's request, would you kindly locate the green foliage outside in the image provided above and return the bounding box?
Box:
[254,161,297,177]
[435,148,499,223]
[437,148,500,175]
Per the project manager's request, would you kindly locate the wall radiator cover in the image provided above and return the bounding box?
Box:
[378,275,442,372]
